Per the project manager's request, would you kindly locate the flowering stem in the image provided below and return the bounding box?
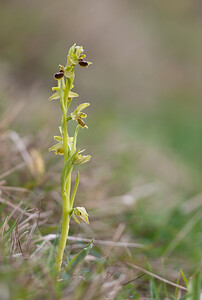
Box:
[55,82,71,272]
[50,44,92,276]
[55,196,70,271]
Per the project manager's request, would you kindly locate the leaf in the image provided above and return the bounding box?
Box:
[3,219,18,244]
[65,239,94,272]
[180,269,189,287]
[188,271,201,300]
[70,171,79,208]
[71,125,79,154]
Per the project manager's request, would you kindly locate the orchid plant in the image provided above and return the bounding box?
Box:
[49,44,92,274]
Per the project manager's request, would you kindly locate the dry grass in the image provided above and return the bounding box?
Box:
[1,104,201,299]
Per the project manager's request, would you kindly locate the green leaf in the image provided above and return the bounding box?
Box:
[189,271,201,300]
[180,269,189,287]
[65,239,94,272]
[3,219,18,244]
[70,171,79,208]
[71,125,79,154]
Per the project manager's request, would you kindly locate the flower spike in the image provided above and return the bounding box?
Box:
[49,44,92,274]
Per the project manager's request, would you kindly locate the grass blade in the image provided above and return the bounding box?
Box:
[180,269,189,287]
[3,219,18,244]
[189,271,201,300]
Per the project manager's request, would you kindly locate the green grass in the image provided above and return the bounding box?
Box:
[0,122,201,299]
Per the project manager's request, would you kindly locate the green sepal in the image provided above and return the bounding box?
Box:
[52,87,60,92]
[68,91,79,98]
[68,43,76,57]
[54,136,63,142]
[49,142,64,155]
[74,103,90,115]
[49,91,60,101]
[75,46,84,59]
[49,136,73,154]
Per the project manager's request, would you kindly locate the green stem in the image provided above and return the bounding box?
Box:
[62,111,69,162]
[55,78,73,273]
[55,170,73,272]
[55,71,77,275]
[55,194,70,270]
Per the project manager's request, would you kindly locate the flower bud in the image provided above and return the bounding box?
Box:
[72,207,89,224]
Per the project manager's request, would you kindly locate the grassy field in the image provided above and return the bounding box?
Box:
[0,1,202,299]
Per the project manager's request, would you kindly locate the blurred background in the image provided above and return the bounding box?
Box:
[1,0,202,177]
[0,0,202,297]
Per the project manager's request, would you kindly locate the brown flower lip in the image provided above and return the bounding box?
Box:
[78,59,88,67]
[77,117,86,128]
[54,70,64,79]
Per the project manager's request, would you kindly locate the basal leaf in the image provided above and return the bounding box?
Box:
[65,239,94,272]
